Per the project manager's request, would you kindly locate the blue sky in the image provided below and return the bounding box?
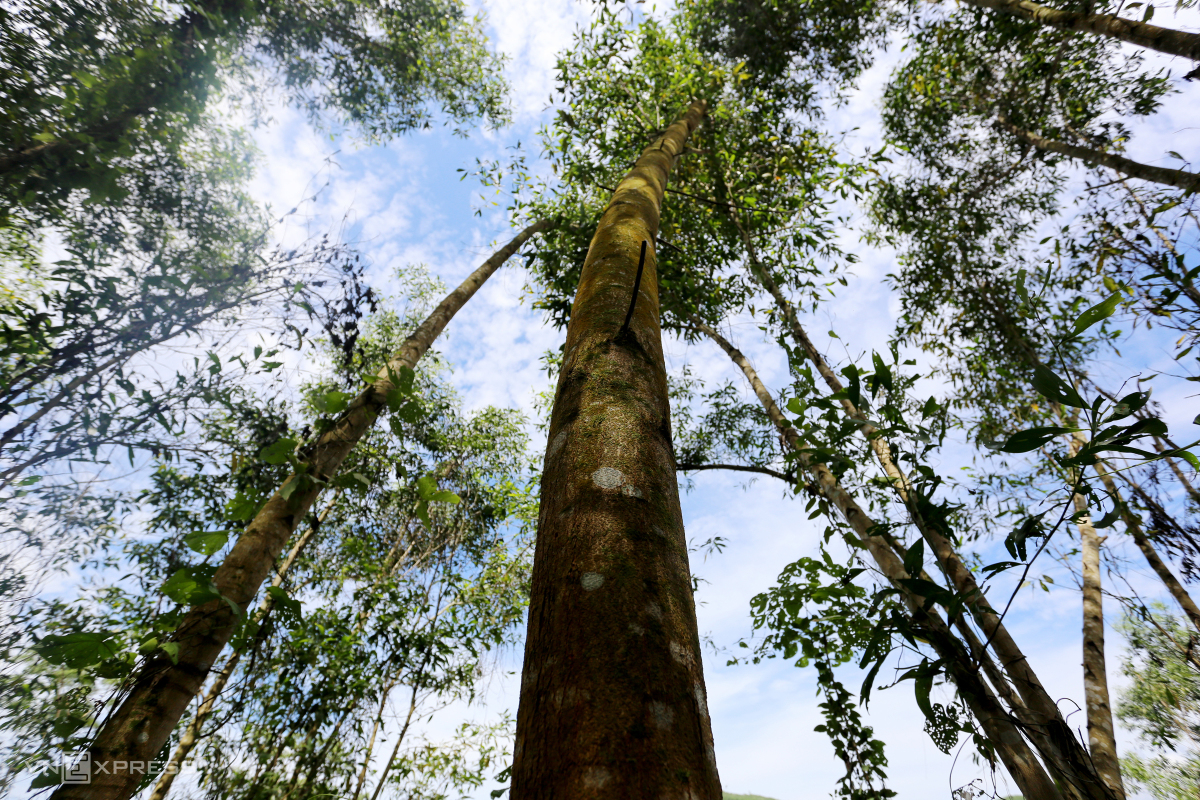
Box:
[237,1,1200,797]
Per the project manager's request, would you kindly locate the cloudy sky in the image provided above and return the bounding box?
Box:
[241,1,1200,797]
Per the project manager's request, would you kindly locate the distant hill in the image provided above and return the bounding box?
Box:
[724,794,780,800]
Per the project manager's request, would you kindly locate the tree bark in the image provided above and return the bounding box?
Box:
[510,100,721,800]
[997,116,1200,192]
[959,0,1200,61]
[1070,436,1126,799]
[691,316,1065,800]
[53,218,549,800]
[146,496,332,800]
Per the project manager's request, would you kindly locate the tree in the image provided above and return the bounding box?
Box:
[510,89,721,796]
[0,0,509,224]
[1117,608,1200,800]
[42,220,545,800]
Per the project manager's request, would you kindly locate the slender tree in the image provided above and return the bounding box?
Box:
[51,219,547,800]
[511,100,721,799]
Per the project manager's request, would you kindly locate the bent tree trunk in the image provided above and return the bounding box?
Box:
[53,218,549,800]
[147,495,334,800]
[689,316,1064,800]
[510,99,720,800]
[996,116,1200,192]
[961,0,1200,61]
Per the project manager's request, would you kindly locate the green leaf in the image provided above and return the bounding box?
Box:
[1005,514,1045,561]
[786,397,804,415]
[266,586,303,626]
[36,632,121,669]
[183,530,230,556]
[1173,450,1199,471]
[315,390,352,415]
[279,475,302,501]
[1107,391,1151,420]
[915,667,934,718]
[416,474,439,501]
[431,490,461,504]
[227,493,260,521]
[871,352,893,392]
[999,425,1075,454]
[1014,268,1029,305]
[159,642,180,664]
[1093,505,1123,529]
[394,400,423,423]
[904,538,925,576]
[162,567,220,606]
[332,472,372,492]
[980,561,1021,578]
[260,437,297,465]
[1072,292,1122,335]
[1030,364,1086,408]
[387,365,416,395]
[29,767,65,788]
[840,365,862,408]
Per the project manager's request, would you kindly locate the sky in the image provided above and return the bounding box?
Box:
[216,1,1200,798]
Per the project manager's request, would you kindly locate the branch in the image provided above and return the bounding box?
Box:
[676,462,794,483]
[996,115,1200,192]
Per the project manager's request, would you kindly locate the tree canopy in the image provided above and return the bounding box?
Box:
[2,0,1198,799]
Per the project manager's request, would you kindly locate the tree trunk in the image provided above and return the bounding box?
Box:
[1153,437,1200,506]
[996,116,1200,192]
[730,213,1110,799]
[960,0,1200,61]
[690,316,1065,800]
[1070,436,1126,800]
[510,100,721,800]
[350,681,395,800]
[147,497,332,800]
[1093,461,1200,632]
[53,218,549,800]
[366,682,422,800]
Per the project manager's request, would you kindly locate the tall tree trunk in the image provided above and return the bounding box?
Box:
[54,218,549,800]
[728,213,1111,799]
[958,0,1200,61]
[996,116,1200,192]
[690,316,1065,800]
[1093,461,1200,632]
[281,707,353,800]
[350,680,396,800]
[366,682,422,800]
[510,100,720,800]
[147,496,333,800]
[1153,437,1200,506]
[1070,435,1126,799]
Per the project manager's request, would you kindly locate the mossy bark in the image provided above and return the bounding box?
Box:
[510,100,720,800]
[54,218,549,800]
